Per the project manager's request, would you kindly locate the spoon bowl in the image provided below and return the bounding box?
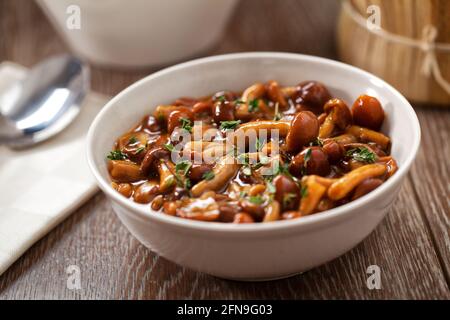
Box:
[0,55,89,148]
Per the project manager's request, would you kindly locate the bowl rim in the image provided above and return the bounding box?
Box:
[87,52,421,234]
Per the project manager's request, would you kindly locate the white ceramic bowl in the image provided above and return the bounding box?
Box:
[87,52,421,281]
[36,0,238,68]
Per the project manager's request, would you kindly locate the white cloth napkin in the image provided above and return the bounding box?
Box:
[0,62,109,275]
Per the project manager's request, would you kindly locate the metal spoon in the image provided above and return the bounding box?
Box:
[0,54,89,148]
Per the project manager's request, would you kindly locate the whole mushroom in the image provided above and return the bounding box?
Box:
[351,95,385,131]
[285,111,319,153]
[293,81,332,114]
[319,99,352,138]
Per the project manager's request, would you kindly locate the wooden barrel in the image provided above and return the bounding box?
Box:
[338,0,450,106]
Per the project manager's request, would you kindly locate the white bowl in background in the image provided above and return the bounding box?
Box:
[87,52,421,280]
[36,0,238,68]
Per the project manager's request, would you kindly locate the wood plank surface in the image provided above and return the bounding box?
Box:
[409,108,450,283]
[0,0,448,299]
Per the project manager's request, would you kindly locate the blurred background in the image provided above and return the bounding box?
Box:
[2,0,448,104]
[0,0,339,96]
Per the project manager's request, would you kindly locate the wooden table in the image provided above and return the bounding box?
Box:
[0,0,449,299]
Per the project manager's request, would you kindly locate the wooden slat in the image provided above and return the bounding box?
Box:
[409,107,450,283]
[0,0,448,299]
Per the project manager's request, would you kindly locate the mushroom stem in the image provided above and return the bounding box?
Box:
[299,176,327,215]
[108,160,144,182]
[263,200,281,222]
[346,125,390,150]
[242,83,266,102]
[229,120,291,146]
[158,161,176,193]
[190,155,240,197]
[327,163,386,200]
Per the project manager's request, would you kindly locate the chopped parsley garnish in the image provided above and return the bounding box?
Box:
[173,173,191,189]
[346,147,376,163]
[220,120,241,130]
[248,195,264,205]
[303,148,312,167]
[172,161,192,189]
[248,99,259,112]
[128,136,138,144]
[301,185,308,198]
[282,193,297,208]
[134,146,146,154]
[216,95,226,102]
[255,138,263,152]
[234,99,245,105]
[300,148,313,175]
[180,117,193,133]
[202,170,215,181]
[310,137,324,147]
[175,160,192,175]
[107,150,128,160]
[163,143,175,152]
[269,161,293,180]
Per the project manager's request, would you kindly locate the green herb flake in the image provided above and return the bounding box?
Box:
[302,148,312,174]
[220,120,241,130]
[248,195,264,205]
[346,147,376,163]
[163,143,175,152]
[134,146,146,154]
[282,193,297,208]
[301,186,308,198]
[255,138,263,152]
[234,99,245,105]
[172,171,191,189]
[217,95,226,102]
[175,160,192,175]
[270,161,293,179]
[202,170,215,181]
[310,137,324,147]
[248,99,260,112]
[128,136,138,144]
[304,148,312,165]
[180,117,193,133]
[107,150,128,160]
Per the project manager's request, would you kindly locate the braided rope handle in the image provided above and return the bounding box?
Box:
[343,0,450,96]
[420,26,450,96]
